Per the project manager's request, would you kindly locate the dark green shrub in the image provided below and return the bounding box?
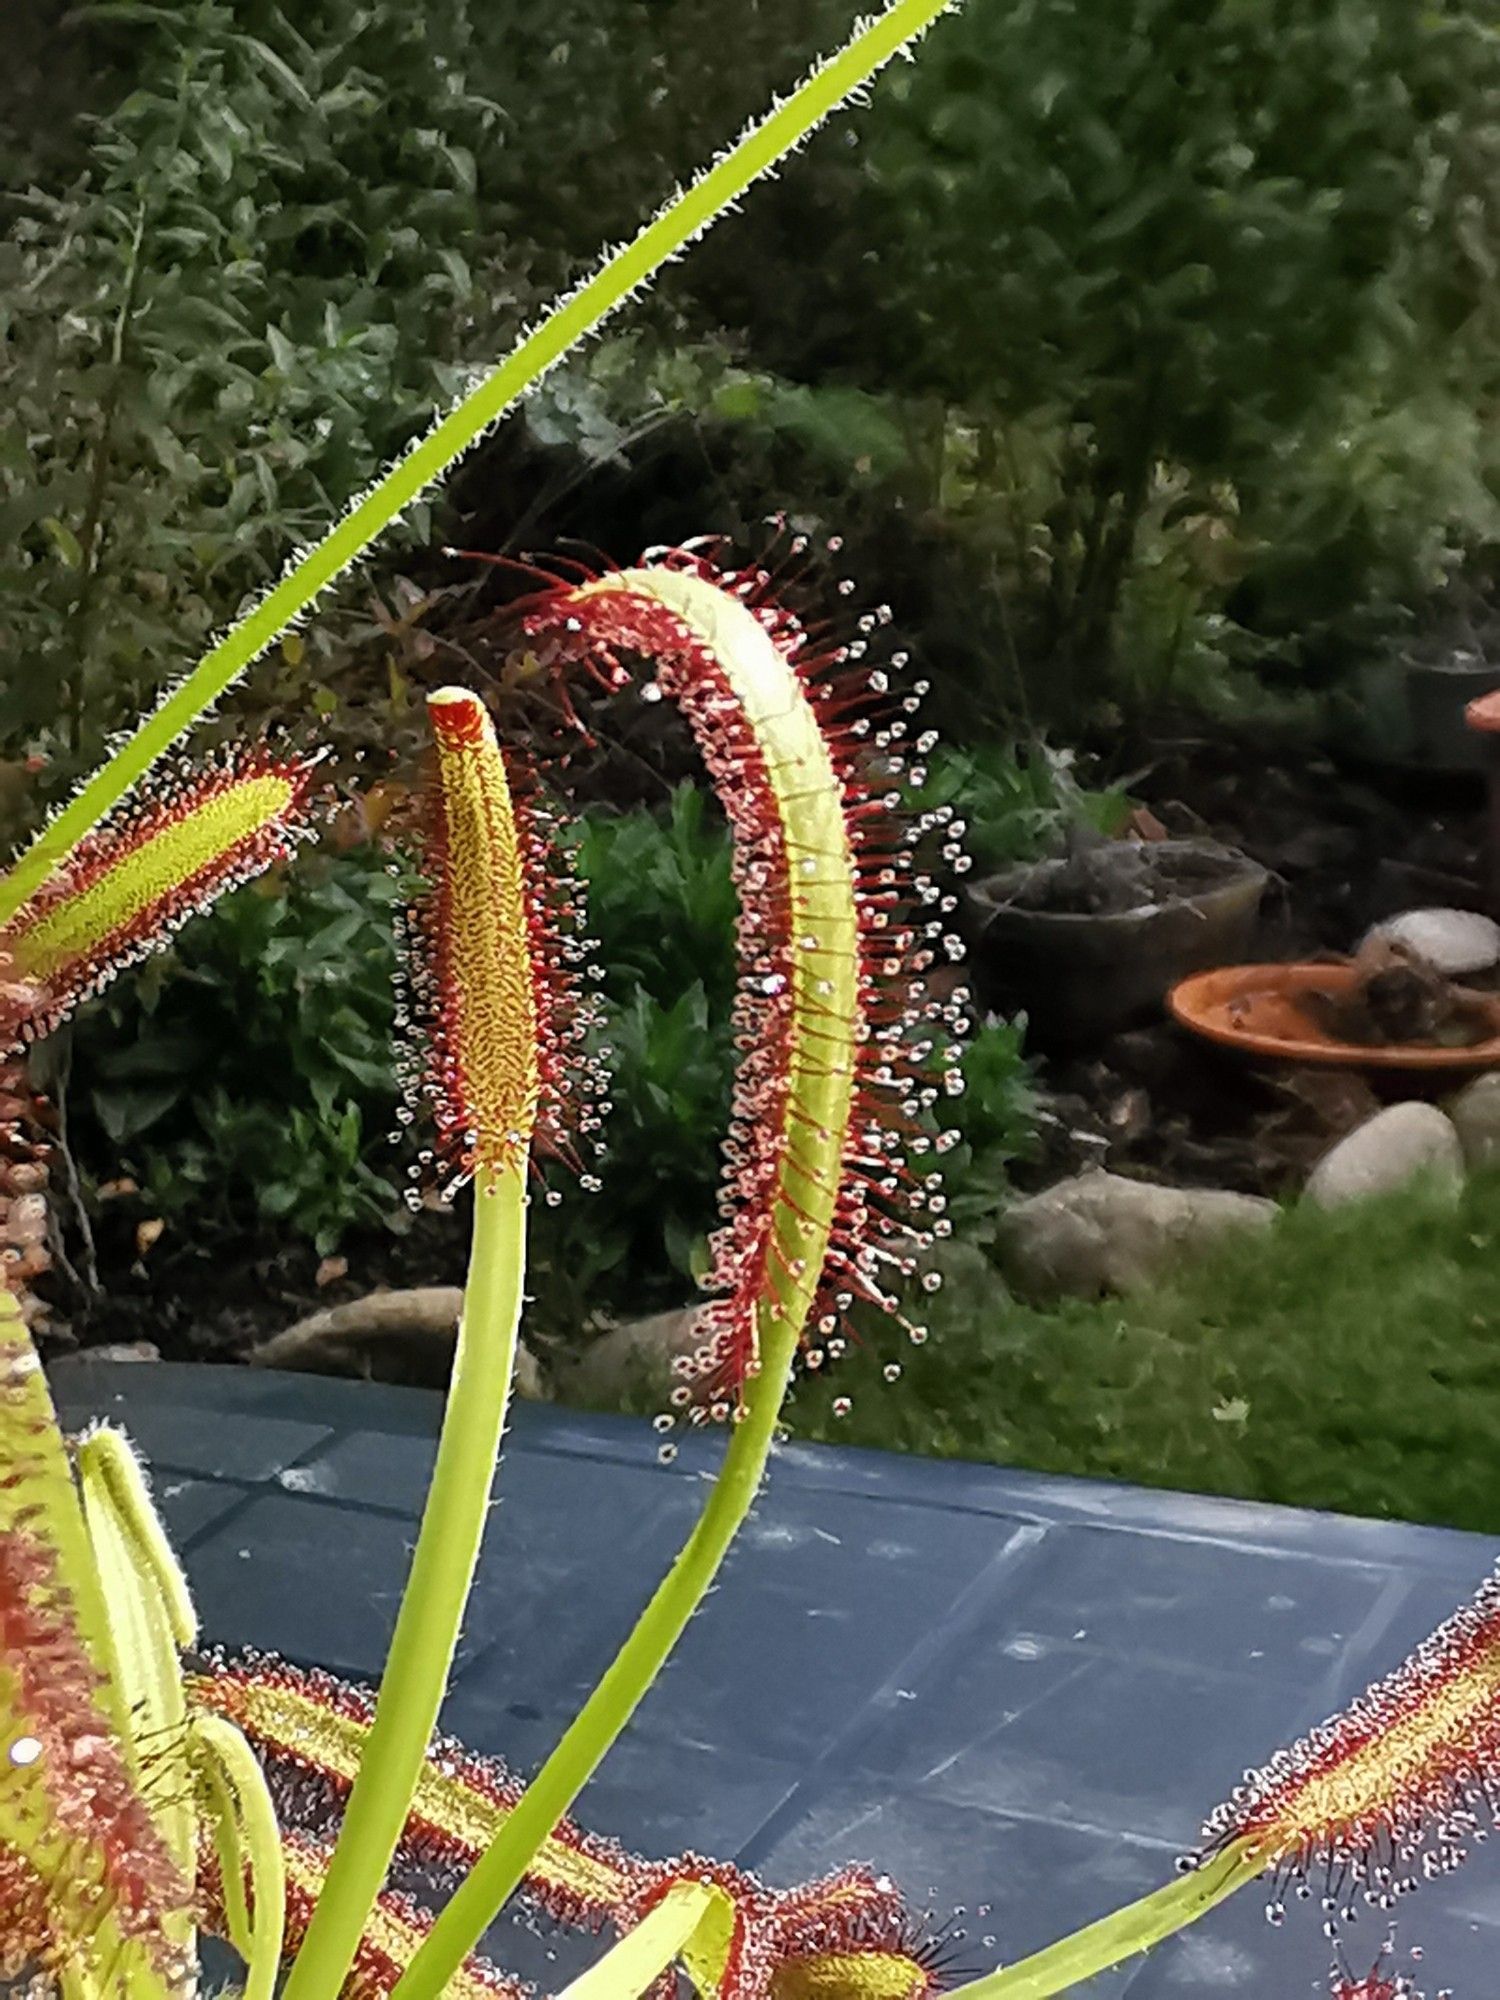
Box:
[859,0,1500,713]
[915,742,1130,873]
[0,0,531,786]
[68,845,406,1254]
[573,788,738,1013]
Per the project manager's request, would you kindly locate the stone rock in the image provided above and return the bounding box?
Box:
[76,1340,160,1364]
[250,1286,545,1397]
[995,1170,1276,1302]
[562,1307,702,1405]
[1446,1073,1500,1171]
[1364,907,1500,976]
[1304,1102,1464,1208]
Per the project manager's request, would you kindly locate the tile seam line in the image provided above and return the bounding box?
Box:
[731,1524,1053,1873]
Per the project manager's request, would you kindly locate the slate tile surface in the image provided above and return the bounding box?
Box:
[52,1361,1500,1996]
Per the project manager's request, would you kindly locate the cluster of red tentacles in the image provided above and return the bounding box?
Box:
[195,1650,942,2000]
[394,713,606,1202]
[0,1060,51,1329]
[0,743,323,1052]
[0,1335,190,1982]
[1329,1944,1437,2000]
[510,538,968,1416]
[1199,1563,1500,1934]
[200,1828,529,2000]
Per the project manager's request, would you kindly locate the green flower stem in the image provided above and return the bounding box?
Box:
[940,1842,1263,2000]
[0,0,955,931]
[389,1312,802,2000]
[280,1163,527,2000]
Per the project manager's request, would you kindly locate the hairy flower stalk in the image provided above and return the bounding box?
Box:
[280,688,583,2000]
[0,0,957,937]
[392,549,960,1999]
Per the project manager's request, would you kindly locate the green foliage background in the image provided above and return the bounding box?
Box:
[6,0,1499,791]
[791,1173,1500,1535]
[5,0,1500,1376]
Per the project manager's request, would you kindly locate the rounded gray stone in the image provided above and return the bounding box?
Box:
[1446,1072,1500,1171]
[1364,907,1500,976]
[1305,1101,1464,1207]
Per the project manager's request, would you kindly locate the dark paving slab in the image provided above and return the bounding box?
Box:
[50,1360,1500,1996]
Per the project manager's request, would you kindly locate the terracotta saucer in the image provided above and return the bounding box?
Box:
[1168,961,1500,1070]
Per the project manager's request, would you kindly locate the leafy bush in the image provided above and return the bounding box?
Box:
[10,0,1498,780]
[858,0,1500,713]
[915,741,1131,873]
[69,845,405,1253]
[574,788,738,1012]
[939,1019,1038,1221]
[0,0,534,789]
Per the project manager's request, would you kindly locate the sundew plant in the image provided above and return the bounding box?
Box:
[3,6,1500,2000]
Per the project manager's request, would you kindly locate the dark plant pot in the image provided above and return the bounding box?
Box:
[966,839,1268,1047]
[1407,657,1500,772]
[1348,655,1500,774]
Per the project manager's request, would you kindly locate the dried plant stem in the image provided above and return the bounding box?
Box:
[280,1163,527,2000]
[942,1841,1263,2000]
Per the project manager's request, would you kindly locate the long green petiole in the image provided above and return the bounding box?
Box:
[0,0,956,931]
[941,1841,1263,2000]
[279,1164,528,1999]
[392,1315,803,1999]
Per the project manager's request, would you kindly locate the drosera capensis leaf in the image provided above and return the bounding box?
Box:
[280,692,542,2000]
[0,1285,193,1994]
[191,1649,942,2000]
[0,744,323,1051]
[391,546,964,1997]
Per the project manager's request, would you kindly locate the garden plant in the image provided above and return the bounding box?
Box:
[4,6,1500,2000]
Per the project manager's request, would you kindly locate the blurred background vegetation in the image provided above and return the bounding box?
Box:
[4,0,1500,1470]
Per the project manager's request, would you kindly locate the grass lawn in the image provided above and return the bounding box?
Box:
[788,1170,1500,1535]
